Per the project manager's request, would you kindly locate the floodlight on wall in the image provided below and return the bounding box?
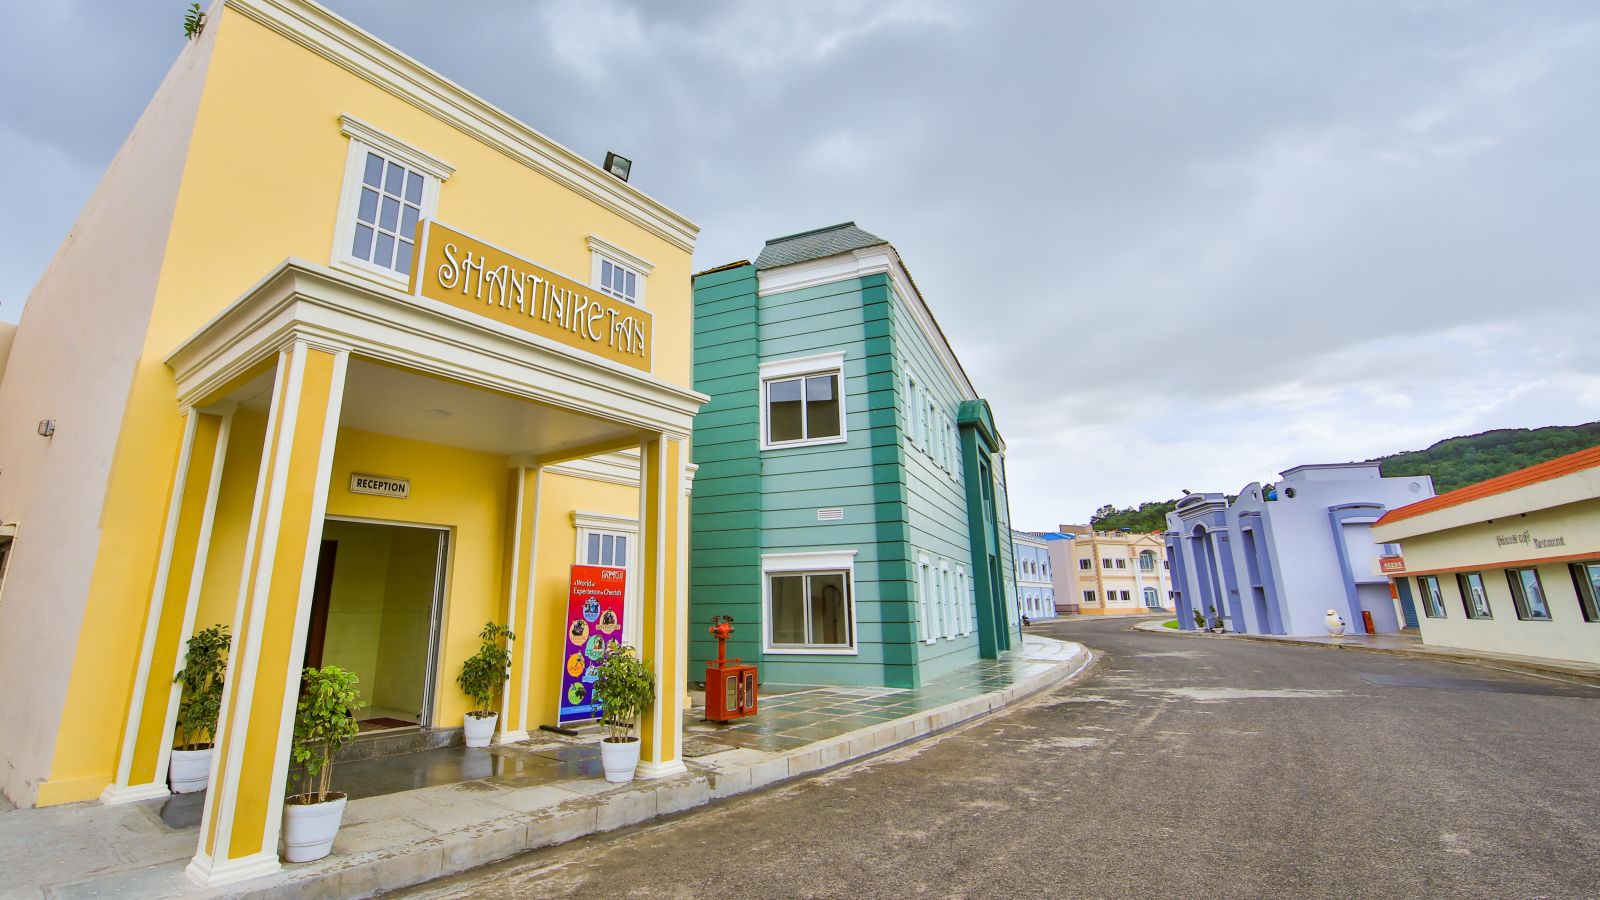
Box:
[37,419,55,437]
[603,151,632,182]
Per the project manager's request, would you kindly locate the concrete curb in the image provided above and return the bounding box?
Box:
[219,638,1092,899]
[1132,619,1600,687]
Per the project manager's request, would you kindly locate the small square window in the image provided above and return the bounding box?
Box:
[761,355,846,450]
[1079,558,1091,570]
[767,566,855,651]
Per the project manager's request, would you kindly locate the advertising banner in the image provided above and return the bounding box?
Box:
[558,564,627,725]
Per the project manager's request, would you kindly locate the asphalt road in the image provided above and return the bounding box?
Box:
[404,616,1600,899]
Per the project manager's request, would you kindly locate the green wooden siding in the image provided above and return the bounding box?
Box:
[688,258,1018,689]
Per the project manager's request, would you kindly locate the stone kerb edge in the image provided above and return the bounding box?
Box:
[220,639,1090,899]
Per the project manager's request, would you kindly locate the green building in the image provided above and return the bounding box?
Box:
[690,223,1020,688]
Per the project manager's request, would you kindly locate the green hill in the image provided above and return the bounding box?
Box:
[1375,421,1600,493]
[1088,421,1600,532]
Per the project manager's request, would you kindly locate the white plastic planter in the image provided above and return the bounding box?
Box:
[168,747,213,794]
[601,737,641,783]
[282,793,347,863]
[463,711,498,748]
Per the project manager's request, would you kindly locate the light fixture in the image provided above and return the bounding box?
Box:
[37,419,55,437]
[602,151,632,182]
[423,408,452,419]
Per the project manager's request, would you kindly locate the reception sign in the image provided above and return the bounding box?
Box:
[558,564,627,725]
[410,220,652,371]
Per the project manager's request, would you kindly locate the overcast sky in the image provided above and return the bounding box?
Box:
[3,1,1597,528]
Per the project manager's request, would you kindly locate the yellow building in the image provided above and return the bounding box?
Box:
[1060,526,1173,615]
[1372,444,1600,666]
[0,0,702,885]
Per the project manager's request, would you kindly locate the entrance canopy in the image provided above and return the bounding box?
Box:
[167,258,705,453]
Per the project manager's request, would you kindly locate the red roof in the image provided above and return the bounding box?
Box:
[1377,442,1600,525]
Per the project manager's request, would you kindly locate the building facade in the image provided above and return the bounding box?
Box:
[0,0,703,885]
[1063,527,1172,615]
[688,223,1021,689]
[1039,530,1082,614]
[1165,463,1434,635]
[1012,531,1056,620]
[1371,444,1600,666]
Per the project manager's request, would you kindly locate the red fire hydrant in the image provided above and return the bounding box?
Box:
[705,615,758,723]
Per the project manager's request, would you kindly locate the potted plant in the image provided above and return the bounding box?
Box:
[456,621,515,748]
[170,624,230,793]
[283,666,361,863]
[1191,609,1206,631]
[1208,605,1225,633]
[592,645,655,783]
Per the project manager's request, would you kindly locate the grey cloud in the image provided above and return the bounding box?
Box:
[2,0,1596,524]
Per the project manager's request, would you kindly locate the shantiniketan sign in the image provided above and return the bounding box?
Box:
[558,565,627,725]
[410,220,652,371]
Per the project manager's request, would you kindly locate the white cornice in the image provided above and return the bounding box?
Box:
[223,0,698,251]
[163,259,708,438]
[586,234,655,275]
[755,246,979,401]
[338,113,454,180]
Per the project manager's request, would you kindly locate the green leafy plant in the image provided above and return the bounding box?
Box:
[456,622,515,717]
[593,646,654,743]
[173,624,230,750]
[289,666,361,804]
[1192,609,1206,631]
[1208,605,1222,630]
[182,3,204,40]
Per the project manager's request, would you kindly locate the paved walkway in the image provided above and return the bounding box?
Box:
[1136,619,1600,686]
[0,635,1086,899]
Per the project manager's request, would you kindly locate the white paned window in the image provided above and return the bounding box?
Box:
[763,551,858,654]
[573,511,639,648]
[351,152,425,276]
[921,557,934,640]
[587,235,653,307]
[956,566,970,635]
[940,562,955,640]
[760,353,847,450]
[599,258,639,304]
[333,116,450,288]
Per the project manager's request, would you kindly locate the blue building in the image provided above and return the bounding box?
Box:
[1011,530,1056,621]
[1164,463,1434,635]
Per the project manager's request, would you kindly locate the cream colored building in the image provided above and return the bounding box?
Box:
[1060,526,1172,615]
[1372,444,1600,666]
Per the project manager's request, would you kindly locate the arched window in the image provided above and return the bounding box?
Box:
[1144,587,1160,608]
[1139,550,1156,571]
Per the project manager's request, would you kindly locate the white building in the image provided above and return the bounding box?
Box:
[1012,531,1056,621]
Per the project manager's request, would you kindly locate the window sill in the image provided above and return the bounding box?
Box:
[760,435,849,452]
[764,646,859,656]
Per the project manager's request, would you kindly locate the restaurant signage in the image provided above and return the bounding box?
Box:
[558,564,627,725]
[410,220,652,372]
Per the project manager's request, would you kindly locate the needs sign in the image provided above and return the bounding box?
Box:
[410,220,652,372]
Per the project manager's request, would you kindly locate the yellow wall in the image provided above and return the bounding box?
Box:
[42,1,690,804]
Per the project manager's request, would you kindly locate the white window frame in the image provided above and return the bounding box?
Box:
[759,352,848,450]
[956,565,971,635]
[331,115,453,291]
[762,550,859,655]
[572,511,640,650]
[934,560,947,637]
[587,234,653,308]
[906,372,920,450]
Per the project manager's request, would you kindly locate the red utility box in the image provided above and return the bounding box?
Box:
[705,616,758,723]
